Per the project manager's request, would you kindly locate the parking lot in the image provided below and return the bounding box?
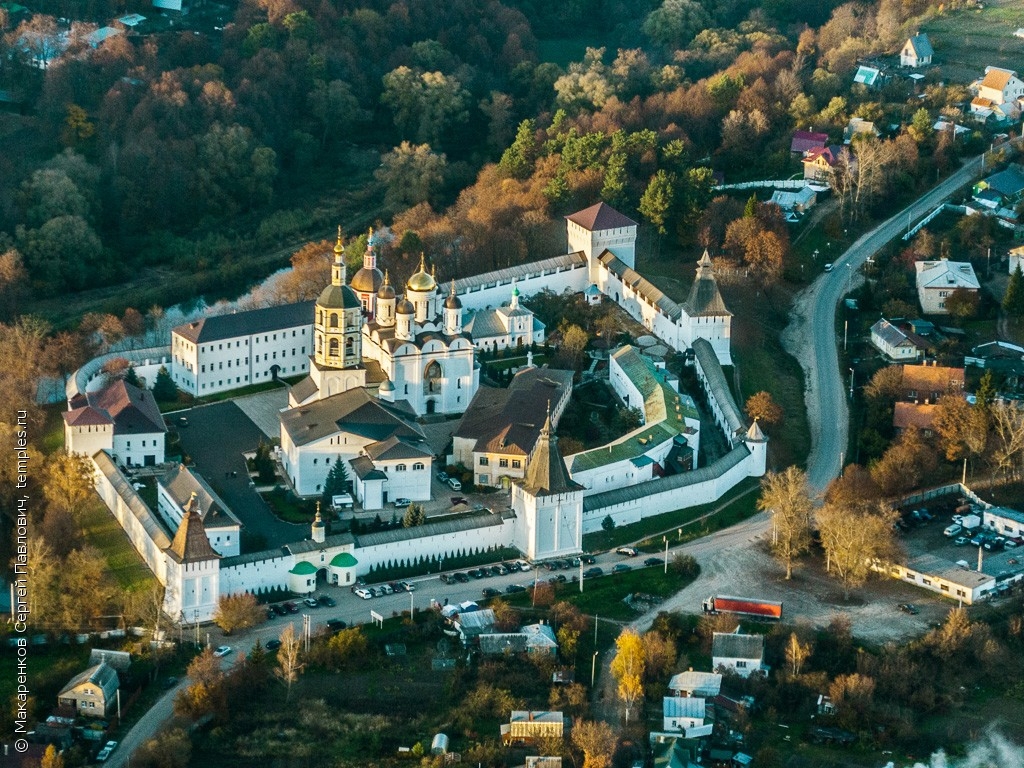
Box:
[897,495,1024,587]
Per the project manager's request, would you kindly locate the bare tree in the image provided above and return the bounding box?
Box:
[990,402,1024,481]
[758,467,814,579]
[785,632,812,677]
[570,719,617,768]
[42,450,95,521]
[275,623,304,702]
[932,394,987,462]
[817,500,899,600]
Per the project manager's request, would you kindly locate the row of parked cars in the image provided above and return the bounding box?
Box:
[354,580,416,599]
[266,594,337,618]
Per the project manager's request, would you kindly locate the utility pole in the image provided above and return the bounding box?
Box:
[591,651,599,688]
[664,537,668,574]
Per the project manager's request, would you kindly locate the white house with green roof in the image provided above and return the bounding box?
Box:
[567,346,700,496]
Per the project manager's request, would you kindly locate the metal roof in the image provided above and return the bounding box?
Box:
[92,451,172,548]
[565,202,638,231]
[457,252,587,294]
[280,387,423,447]
[598,251,683,321]
[712,632,764,660]
[173,301,314,344]
[692,338,745,434]
[355,510,505,547]
[583,444,750,513]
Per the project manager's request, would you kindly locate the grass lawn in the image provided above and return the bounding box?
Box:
[81,496,158,593]
[923,0,1024,83]
[39,402,66,454]
[261,486,317,523]
[583,476,760,553]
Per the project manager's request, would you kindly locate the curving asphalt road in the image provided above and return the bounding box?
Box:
[783,153,986,492]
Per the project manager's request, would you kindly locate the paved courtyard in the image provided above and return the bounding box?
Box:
[174,401,306,548]
[233,387,289,438]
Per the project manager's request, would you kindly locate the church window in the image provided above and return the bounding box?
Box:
[413,462,424,470]
[273,334,277,340]
[396,464,406,471]
[479,457,489,466]
[512,460,521,468]
[329,339,339,356]
[404,385,409,394]
[227,361,231,368]
[330,314,339,328]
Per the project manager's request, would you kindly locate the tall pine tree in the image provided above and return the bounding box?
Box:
[1004,263,1024,317]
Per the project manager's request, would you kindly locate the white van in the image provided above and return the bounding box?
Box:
[944,523,963,538]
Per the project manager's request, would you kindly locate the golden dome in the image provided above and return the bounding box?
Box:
[406,253,437,293]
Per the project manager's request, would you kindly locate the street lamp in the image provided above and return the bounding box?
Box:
[849,368,855,399]
[591,651,599,687]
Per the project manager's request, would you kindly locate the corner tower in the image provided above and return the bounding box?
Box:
[512,407,584,561]
[565,202,638,283]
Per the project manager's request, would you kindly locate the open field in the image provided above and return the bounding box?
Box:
[923,0,1024,82]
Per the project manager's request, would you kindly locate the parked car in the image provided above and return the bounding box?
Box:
[440,574,454,584]
[213,645,233,657]
[612,563,632,573]
[494,563,509,575]
[284,601,300,613]
[400,581,416,592]
[271,604,288,616]
[354,588,373,599]
[163,676,179,689]
[393,497,412,508]
[824,262,834,272]
[616,547,638,557]
[326,619,347,632]
[984,537,1006,552]
[944,524,963,538]
[898,603,919,615]
[482,587,501,598]
[96,741,118,762]
[467,568,485,579]
[177,416,189,427]
[389,582,406,593]
[436,471,450,482]
[378,583,394,595]
[265,607,276,620]
[452,572,469,583]
[318,595,337,607]
[265,639,282,651]
[552,574,568,583]
[503,561,521,573]
[643,557,664,567]
[581,554,596,565]
[516,560,533,571]
[505,584,526,594]
[954,536,970,546]
[448,478,463,491]
[302,597,319,608]
[584,567,604,578]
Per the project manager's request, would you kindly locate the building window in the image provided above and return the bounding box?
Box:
[499,458,508,468]
[480,457,489,466]
[736,661,747,668]
[396,464,406,471]
[512,460,521,468]
[413,462,424,470]
[479,474,489,485]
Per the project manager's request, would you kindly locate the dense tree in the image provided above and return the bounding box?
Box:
[785,632,812,677]
[42,450,95,520]
[1004,263,1024,317]
[870,427,937,495]
[643,0,712,49]
[558,324,589,370]
[402,503,426,527]
[990,401,1024,480]
[132,729,192,768]
[571,719,617,768]
[0,250,29,322]
[943,287,979,320]
[153,366,179,403]
[932,394,987,462]
[213,592,265,634]
[375,142,447,213]
[758,467,814,579]
[746,391,783,425]
[321,459,351,510]
[639,170,675,236]
[176,649,226,718]
[381,67,470,147]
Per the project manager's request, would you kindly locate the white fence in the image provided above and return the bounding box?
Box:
[713,179,820,191]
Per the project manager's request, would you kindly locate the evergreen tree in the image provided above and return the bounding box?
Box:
[124,365,141,387]
[639,169,675,235]
[499,119,537,179]
[253,440,276,483]
[321,459,351,509]
[743,193,757,218]
[1004,263,1024,317]
[153,365,179,402]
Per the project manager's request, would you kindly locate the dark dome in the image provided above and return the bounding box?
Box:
[444,293,462,310]
[396,298,415,315]
[377,282,396,300]
[318,283,362,310]
[351,266,384,293]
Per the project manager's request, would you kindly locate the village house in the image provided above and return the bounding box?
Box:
[915,260,980,314]
[900,363,964,403]
[892,401,939,436]
[971,165,1024,213]
[668,670,723,698]
[64,379,166,468]
[479,623,558,656]
[853,65,882,88]
[712,631,766,678]
[843,117,881,144]
[57,661,119,717]
[870,319,928,361]
[769,186,817,215]
[802,145,844,182]
[501,711,565,746]
[965,340,1024,379]
[900,33,934,67]
[789,130,828,155]
[662,697,710,734]
[970,67,1024,122]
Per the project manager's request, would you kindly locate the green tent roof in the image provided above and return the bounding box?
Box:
[330,552,358,568]
[289,561,318,575]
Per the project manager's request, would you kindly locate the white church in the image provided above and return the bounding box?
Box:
[78,202,763,624]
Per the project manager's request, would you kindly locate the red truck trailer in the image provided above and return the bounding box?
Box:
[701,595,783,620]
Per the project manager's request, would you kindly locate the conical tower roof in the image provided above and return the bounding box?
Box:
[683,250,731,318]
[746,419,766,442]
[167,492,219,563]
[518,406,583,497]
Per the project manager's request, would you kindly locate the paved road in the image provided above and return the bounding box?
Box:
[783,153,986,492]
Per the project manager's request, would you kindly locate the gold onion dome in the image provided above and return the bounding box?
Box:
[406,253,437,292]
